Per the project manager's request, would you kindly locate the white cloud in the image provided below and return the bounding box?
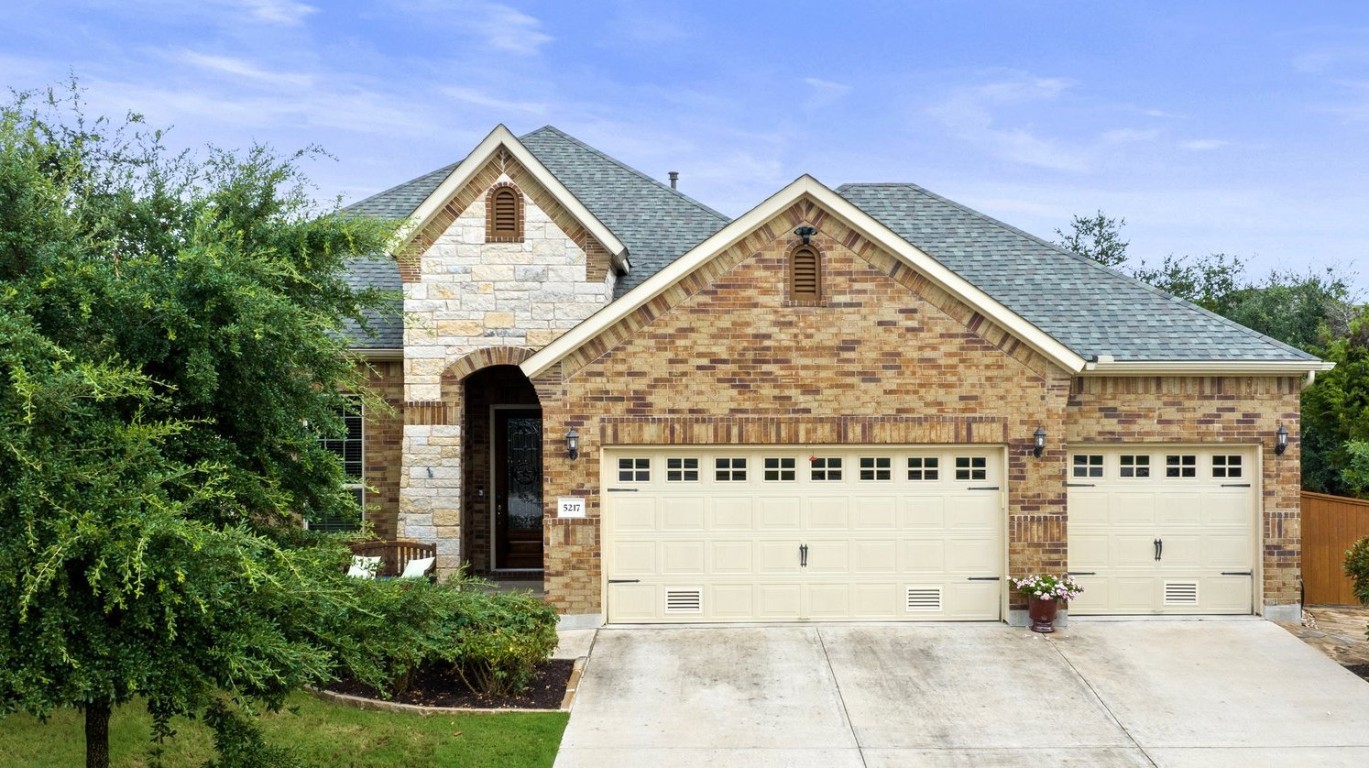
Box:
[1181,139,1228,151]
[1102,128,1160,144]
[803,77,851,110]
[211,0,318,26]
[441,86,546,115]
[177,51,314,88]
[471,3,553,56]
[928,76,1089,172]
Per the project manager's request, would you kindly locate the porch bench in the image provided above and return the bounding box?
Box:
[347,539,437,581]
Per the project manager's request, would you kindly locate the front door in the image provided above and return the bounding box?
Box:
[494,409,544,570]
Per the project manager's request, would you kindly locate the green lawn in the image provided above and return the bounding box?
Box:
[0,692,568,767]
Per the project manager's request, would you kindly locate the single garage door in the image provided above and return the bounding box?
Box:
[602,446,1004,623]
[1067,447,1257,615]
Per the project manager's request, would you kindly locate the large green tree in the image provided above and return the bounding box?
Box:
[0,87,395,766]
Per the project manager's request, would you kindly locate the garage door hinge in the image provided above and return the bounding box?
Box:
[967,486,1000,491]
[606,488,639,492]
[1067,571,1096,576]
[1220,483,1252,488]
[1066,482,1095,487]
[1220,571,1253,577]
[607,579,641,584]
[966,576,1000,581]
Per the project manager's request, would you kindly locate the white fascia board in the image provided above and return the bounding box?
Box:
[521,175,1089,379]
[348,348,403,361]
[1082,360,1336,376]
[388,125,627,271]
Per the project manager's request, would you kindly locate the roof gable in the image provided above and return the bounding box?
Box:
[389,125,627,273]
[520,175,1089,379]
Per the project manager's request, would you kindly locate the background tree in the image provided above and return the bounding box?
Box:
[0,85,396,766]
[1054,210,1130,268]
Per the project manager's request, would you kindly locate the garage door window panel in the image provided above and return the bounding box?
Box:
[1165,455,1197,478]
[618,457,650,482]
[1072,454,1104,478]
[1212,455,1242,478]
[954,456,987,481]
[715,457,747,481]
[666,457,699,482]
[859,457,892,481]
[764,457,796,481]
[907,457,940,481]
[811,457,843,481]
[1120,454,1150,478]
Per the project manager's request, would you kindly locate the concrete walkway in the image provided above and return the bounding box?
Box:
[555,620,1369,767]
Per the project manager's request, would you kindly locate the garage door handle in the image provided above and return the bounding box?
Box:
[1066,482,1095,487]
[1067,571,1096,576]
[967,486,1000,491]
[1221,483,1251,488]
[1154,539,1161,561]
[800,544,808,568]
[606,488,639,493]
[967,576,1000,581]
[1221,571,1253,576]
[607,579,640,584]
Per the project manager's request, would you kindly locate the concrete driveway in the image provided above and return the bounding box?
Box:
[555,620,1369,767]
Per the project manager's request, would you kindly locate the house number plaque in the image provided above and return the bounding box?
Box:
[557,497,586,518]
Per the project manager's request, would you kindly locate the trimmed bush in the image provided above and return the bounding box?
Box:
[447,590,560,697]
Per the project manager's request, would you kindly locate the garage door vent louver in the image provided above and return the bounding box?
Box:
[665,589,702,614]
[1164,582,1199,606]
[905,587,942,612]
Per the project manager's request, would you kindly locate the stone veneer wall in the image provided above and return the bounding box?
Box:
[397,159,617,574]
[1066,376,1302,610]
[532,200,1075,614]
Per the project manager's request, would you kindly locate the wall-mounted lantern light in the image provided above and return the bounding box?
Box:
[566,428,580,460]
[1275,423,1288,455]
[1033,427,1047,458]
[794,225,817,245]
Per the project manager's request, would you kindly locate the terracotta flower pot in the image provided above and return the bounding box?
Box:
[1028,597,1059,633]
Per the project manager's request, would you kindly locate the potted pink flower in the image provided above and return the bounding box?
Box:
[1013,574,1084,633]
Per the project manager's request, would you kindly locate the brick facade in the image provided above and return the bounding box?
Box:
[359,360,405,540]
[1067,375,1302,608]
[534,201,1077,613]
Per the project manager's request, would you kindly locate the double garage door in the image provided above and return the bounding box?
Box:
[1067,447,1257,615]
[603,446,1004,623]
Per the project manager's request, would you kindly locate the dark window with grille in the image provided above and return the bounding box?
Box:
[908,456,939,480]
[315,398,363,533]
[790,246,820,303]
[811,457,842,481]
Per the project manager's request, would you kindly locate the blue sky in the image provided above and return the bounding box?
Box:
[6,1,1369,292]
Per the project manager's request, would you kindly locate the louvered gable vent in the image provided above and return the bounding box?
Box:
[790,246,820,302]
[486,184,524,242]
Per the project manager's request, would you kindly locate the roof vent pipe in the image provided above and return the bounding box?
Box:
[668,171,679,190]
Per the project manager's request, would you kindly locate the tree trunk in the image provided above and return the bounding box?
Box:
[85,700,111,768]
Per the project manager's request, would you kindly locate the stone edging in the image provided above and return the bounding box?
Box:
[310,656,585,715]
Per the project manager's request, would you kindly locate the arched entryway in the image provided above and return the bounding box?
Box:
[457,362,543,576]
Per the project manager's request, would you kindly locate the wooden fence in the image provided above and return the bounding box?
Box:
[1302,491,1369,605]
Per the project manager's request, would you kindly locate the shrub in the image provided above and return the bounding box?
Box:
[447,589,559,697]
[329,577,464,695]
[1345,536,1369,607]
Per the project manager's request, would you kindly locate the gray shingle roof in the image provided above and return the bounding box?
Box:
[340,257,403,349]
[345,162,460,220]
[517,126,730,297]
[837,183,1317,362]
[339,128,1315,364]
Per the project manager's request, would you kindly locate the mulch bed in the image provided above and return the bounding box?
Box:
[1345,664,1369,682]
[326,659,574,710]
